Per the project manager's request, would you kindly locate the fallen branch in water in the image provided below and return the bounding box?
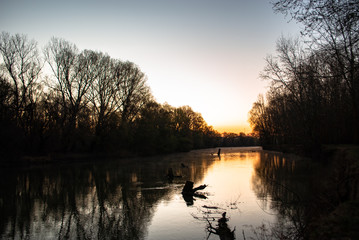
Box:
[182,181,208,206]
[182,181,207,194]
[202,205,219,209]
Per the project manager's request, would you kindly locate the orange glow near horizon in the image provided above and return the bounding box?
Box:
[0,1,301,139]
[213,124,252,134]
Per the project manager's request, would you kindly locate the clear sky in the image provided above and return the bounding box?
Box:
[0,0,301,133]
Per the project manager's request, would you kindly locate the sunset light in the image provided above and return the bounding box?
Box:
[1,1,358,239]
[0,0,300,134]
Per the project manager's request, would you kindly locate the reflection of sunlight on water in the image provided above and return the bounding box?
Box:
[201,152,256,204]
[2,147,289,240]
[147,194,203,240]
[201,151,276,228]
[146,148,277,239]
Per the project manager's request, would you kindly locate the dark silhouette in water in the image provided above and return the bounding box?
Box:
[217,148,221,156]
[182,181,207,205]
[207,212,236,240]
[182,181,207,194]
[181,163,189,168]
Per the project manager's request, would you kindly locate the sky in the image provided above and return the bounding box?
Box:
[0,0,301,134]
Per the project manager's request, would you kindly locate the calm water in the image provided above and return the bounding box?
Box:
[0,147,310,239]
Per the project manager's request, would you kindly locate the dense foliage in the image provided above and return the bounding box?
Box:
[249,0,359,147]
[0,33,222,158]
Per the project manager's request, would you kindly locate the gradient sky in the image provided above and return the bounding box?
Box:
[0,0,301,133]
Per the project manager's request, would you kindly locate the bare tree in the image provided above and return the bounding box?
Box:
[0,32,43,131]
[272,0,359,141]
[261,37,325,144]
[113,61,151,125]
[44,38,94,131]
[86,52,118,135]
[44,38,97,150]
[248,94,274,144]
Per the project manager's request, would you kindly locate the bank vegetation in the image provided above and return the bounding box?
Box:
[249,0,359,152]
[0,33,224,160]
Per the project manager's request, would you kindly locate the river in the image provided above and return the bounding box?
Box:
[0,147,310,239]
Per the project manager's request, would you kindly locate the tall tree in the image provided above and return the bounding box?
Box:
[86,52,117,136]
[44,38,94,149]
[249,95,274,145]
[113,61,151,125]
[0,32,42,132]
[273,0,359,141]
[261,36,325,145]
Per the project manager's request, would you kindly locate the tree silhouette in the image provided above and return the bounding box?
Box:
[270,0,359,142]
[0,32,221,158]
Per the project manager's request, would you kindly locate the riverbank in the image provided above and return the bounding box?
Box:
[1,143,262,167]
[263,144,359,239]
[0,149,137,168]
[306,144,359,239]
[263,144,359,161]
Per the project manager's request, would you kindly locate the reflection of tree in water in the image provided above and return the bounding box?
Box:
[189,189,240,240]
[1,166,152,239]
[0,154,214,239]
[251,149,359,240]
[251,151,312,239]
[192,209,236,240]
[0,164,158,239]
[55,166,154,240]
[206,212,235,240]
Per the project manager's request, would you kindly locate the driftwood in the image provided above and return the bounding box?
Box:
[202,205,219,209]
[182,181,207,194]
[182,181,208,205]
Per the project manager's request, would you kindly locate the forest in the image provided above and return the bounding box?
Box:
[0,33,230,159]
[249,0,359,151]
[246,1,359,238]
[0,31,259,160]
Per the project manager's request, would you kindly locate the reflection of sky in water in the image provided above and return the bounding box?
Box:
[146,148,276,239]
[1,147,295,240]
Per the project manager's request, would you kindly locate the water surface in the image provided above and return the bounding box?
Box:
[0,147,307,239]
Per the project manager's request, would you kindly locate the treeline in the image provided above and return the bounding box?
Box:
[249,0,359,148]
[0,32,221,158]
[220,132,259,147]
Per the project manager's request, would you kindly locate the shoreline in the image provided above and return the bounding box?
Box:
[0,145,264,168]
